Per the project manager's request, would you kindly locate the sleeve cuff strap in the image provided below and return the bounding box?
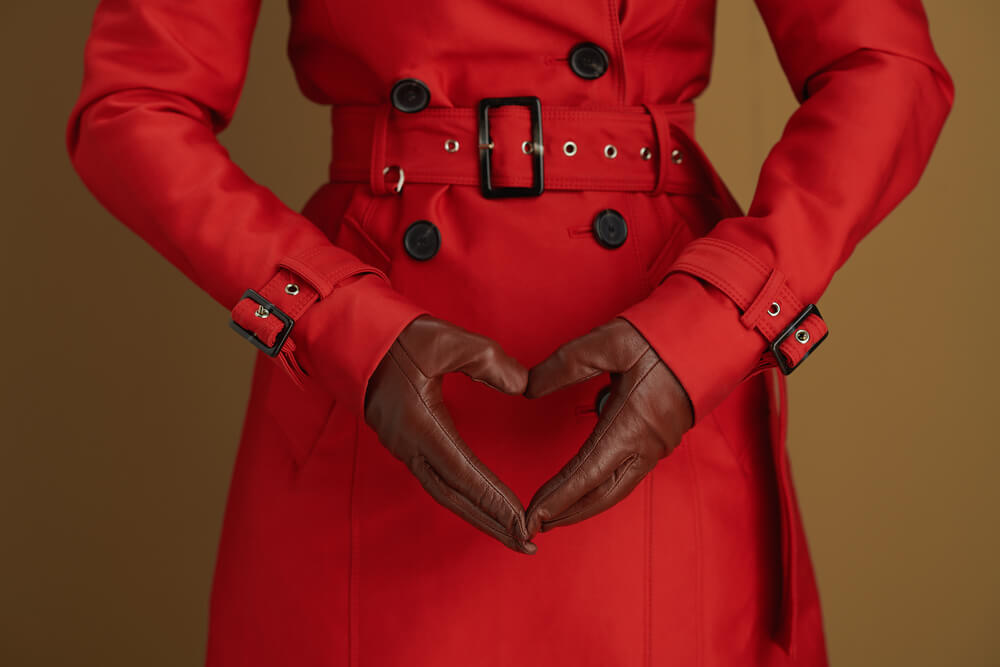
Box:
[619,237,829,423]
[294,273,429,417]
[667,237,829,372]
[230,245,428,417]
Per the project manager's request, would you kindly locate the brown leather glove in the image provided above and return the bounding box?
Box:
[523,317,694,539]
[363,315,537,554]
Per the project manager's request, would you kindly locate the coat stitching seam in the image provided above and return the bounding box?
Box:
[623,192,652,295]
[687,438,705,667]
[646,469,653,667]
[348,416,361,667]
[607,0,627,104]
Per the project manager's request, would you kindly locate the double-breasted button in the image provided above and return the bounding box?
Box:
[568,42,610,80]
[403,220,440,260]
[592,208,628,249]
[595,385,612,416]
[390,78,430,113]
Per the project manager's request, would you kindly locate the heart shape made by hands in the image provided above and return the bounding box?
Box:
[364,315,693,555]
[521,317,694,543]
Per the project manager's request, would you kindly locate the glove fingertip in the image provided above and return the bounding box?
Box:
[524,507,545,540]
[524,369,555,399]
[521,541,538,555]
[500,364,530,396]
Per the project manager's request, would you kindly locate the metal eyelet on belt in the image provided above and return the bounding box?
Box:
[671,149,684,164]
[604,144,618,159]
[640,147,652,161]
[563,141,578,156]
[444,139,460,152]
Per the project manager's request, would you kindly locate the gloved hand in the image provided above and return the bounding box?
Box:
[363,315,537,554]
[523,317,694,539]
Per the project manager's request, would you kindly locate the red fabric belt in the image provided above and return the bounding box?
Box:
[326,102,716,196]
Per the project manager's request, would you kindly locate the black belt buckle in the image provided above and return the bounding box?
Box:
[229,289,294,357]
[478,96,544,198]
[769,303,828,375]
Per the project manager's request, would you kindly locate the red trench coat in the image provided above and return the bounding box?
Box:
[66,0,953,665]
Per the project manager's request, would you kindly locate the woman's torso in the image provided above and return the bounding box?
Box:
[214,2,800,664]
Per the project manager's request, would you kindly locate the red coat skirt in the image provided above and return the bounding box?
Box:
[66,0,953,665]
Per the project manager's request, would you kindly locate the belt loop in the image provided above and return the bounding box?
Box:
[369,104,391,196]
[641,103,672,196]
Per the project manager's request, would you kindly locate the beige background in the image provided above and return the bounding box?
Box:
[2,0,996,664]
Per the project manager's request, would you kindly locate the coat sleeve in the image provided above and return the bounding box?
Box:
[65,0,428,417]
[619,0,955,424]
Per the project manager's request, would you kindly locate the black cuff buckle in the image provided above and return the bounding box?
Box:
[478,96,544,198]
[770,303,828,375]
[229,289,295,357]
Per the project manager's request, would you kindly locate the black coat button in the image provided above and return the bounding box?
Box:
[592,209,628,249]
[595,385,612,416]
[568,42,610,80]
[391,78,430,113]
[403,220,440,261]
